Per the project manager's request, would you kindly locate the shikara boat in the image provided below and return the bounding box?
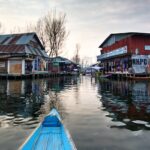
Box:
[99,74,112,79]
[19,108,77,150]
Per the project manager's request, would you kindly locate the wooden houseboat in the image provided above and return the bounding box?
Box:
[97,32,150,78]
[0,32,49,77]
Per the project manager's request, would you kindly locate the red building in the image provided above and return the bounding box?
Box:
[97,32,150,74]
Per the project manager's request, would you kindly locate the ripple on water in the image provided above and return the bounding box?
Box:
[132,120,148,125]
[123,118,130,123]
[24,120,39,126]
[145,124,150,128]
[5,116,15,120]
[0,120,11,128]
[0,114,39,127]
[22,120,39,129]
[132,130,143,136]
[16,114,24,118]
[22,117,33,122]
[7,113,14,116]
[13,120,25,124]
[110,121,126,127]
[0,115,7,121]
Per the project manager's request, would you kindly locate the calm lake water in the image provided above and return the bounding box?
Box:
[0,76,150,150]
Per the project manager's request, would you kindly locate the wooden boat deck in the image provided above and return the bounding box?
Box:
[33,127,64,150]
[20,109,76,150]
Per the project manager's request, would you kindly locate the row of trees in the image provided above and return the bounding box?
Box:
[0,10,81,64]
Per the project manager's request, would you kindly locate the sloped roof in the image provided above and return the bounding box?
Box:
[51,56,78,64]
[0,33,34,45]
[99,32,150,48]
[0,45,25,53]
[52,56,71,63]
[0,32,49,58]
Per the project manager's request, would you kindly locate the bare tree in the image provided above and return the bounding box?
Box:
[10,26,23,34]
[81,56,92,68]
[44,10,67,57]
[18,22,47,50]
[35,19,47,49]
[24,10,68,56]
[8,10,68,57]
[0,22,5,34]
[72,43,80,64]
[10,21,47,50]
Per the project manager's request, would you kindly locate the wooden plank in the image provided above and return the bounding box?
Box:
[10,60,22,74]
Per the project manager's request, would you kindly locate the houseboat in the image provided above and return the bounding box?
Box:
[0,32,50,78]
[97,32,150,78]
[49,56,80,74]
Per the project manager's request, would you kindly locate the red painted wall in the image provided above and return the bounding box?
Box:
[101,35,150,55]
[130,35,150,55]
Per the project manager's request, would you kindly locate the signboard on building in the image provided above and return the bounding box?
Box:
[145,45,150,50]
[131,55,148,74]
[97,46,127,60]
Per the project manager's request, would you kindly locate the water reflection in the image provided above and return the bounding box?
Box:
[0,77,78,129]
[98,79,150,131]
[1,76,150,150]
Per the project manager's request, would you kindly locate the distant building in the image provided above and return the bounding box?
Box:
[49,56,80,73]
[0,32,49,75]
[97,32,150,74]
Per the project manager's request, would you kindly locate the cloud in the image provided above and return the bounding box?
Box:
[0,0,150,62]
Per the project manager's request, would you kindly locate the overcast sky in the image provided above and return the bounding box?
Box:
[0,0,150,63]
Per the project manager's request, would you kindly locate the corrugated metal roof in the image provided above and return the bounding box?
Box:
[0,35,9,44]
[0,45,25,53]
[40,50,49,58]
[0,32,34,45]
[0,32,49,58]
[51,56,76,64]
[25,45,32,55]
[16,34,33,44]
[9,35,22,44]
[99,32,150,48]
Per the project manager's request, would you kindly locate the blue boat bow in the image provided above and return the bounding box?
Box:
[19,108,77,150]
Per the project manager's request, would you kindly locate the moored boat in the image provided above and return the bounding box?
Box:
[19,108,77,150]
[126,75,150,80]
[99,74,112,78]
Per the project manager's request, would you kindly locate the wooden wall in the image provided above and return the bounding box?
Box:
[0,61,7,73]
[9,60,22,74]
